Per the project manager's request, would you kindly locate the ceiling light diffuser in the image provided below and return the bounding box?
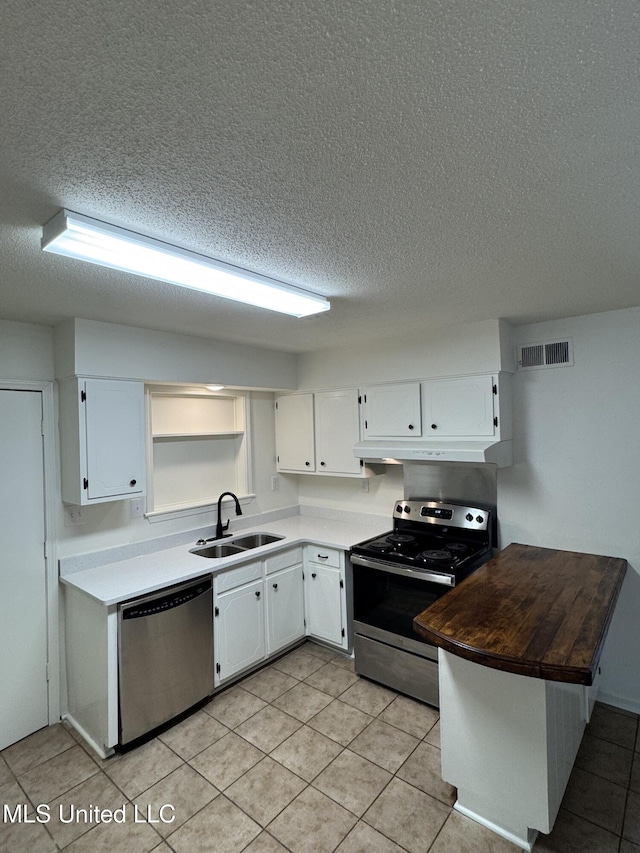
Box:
[41,210,331,318]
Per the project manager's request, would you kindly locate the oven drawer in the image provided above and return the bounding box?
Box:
[353,633,440,707]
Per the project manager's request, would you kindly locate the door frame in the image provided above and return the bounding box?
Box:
[1,380,59,726]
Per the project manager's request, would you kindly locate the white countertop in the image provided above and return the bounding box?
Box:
[60,514,388,606]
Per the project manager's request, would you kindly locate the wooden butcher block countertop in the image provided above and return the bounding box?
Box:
[413,542,627,685]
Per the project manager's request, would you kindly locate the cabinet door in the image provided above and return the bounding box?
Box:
[266,564,305,655]
[315,389,362,475]
[422,376,495,437]
[84,379,146,500]
[305,564,344,646]
[275,393,315,472]
[214,580,265,684]
[363,383,422,438]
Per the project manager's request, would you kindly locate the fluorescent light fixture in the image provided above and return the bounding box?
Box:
[205,385,225,391]
[41,209,331,318]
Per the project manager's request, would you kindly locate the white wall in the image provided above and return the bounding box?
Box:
[498,307,640,712]
[297,318,512,389]
[0,319,54,380]
[54,318,298,389]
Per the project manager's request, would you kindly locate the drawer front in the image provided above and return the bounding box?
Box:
[306,545,341,569]
[265,547,303,575]
[215,560,262,593]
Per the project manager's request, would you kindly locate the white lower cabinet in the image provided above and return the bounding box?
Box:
[64,542,349,755]
[266,564,305,655]
[214,548,306,686]
[214,544,348,685]
[304,546,348,650]
[214,578,266,686]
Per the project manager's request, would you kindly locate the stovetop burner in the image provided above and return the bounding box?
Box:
[419,549,455,562]
[387,533,416,546]
[350,498,493,583]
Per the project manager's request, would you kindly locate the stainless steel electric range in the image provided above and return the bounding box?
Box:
[350,498,492,707]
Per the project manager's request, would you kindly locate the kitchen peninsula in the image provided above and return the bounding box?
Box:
[414,543,627,851]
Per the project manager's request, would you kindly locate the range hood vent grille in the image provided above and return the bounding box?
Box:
[517,339,573,370]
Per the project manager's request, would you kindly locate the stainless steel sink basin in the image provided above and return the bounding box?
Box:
[190,543,247,559]
[231,532,285,549]
[190,532,284,558]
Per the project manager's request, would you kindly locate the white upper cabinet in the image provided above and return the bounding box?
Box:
[314,388,363,475]
[362,382,422,438]
[275,392,315,472]
[59,377,146,505]
[422,375,497,438]
[275,389,366,477]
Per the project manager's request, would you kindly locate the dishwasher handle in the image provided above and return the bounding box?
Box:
[121,577,212,620]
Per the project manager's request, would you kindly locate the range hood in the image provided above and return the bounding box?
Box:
[353,439,513,467]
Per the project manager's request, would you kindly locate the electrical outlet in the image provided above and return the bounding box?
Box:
[130,498,145,519]
[271,475,280,491]
[64,505,86,527]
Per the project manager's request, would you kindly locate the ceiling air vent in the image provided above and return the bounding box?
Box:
[517,338,573,370]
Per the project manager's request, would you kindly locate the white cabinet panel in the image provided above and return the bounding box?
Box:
[85,380,146,500]
[315,388,362,475]
[214,580,265,685]
[305,557,345,648]
[60,377,146,504]
[422,375,495,438]
[363,383,422,438]
[266,564,305,654]
[275,393,315,471]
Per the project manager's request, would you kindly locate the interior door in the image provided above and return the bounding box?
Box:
[0,389,49,749]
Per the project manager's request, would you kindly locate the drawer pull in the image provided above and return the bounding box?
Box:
[317,554,329,560]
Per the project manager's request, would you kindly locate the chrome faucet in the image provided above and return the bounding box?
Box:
[214,491,242,540]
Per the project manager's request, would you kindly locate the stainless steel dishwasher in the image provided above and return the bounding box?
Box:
[118,576,214,745]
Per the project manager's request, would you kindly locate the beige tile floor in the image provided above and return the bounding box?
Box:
[2,641,640,852]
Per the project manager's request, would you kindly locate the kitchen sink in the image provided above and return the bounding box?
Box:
[189,532,285,558]
[230,532,284,548]
[190,543,247,559]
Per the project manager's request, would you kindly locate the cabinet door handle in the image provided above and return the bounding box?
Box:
[431,424,437,430]
[408,424,414,430]
[255,590,261,599]
[320,461,326,466]
[129,479,137,486]
[311,573,317,579]
[305,461,311,466]
[272,583,278,590]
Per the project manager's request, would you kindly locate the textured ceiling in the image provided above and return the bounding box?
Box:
[1,0,639,353]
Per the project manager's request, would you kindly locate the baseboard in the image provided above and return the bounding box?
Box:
[597,691,640,717]
[62,712,114,760]
[453,802,538,852]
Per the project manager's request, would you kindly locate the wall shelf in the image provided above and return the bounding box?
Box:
[152,431,244,440]
[146,388,251,516]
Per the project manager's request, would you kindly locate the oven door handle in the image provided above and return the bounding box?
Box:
[350,554,455,586]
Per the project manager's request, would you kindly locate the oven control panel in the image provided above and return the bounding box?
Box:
[393,500,490,531]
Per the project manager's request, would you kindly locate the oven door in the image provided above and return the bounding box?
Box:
[351,555,451,661]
